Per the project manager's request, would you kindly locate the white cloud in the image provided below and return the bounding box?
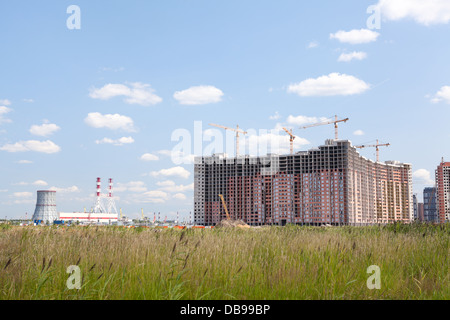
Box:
[413,169,434,185]
[141,190,169,203]
[0,99,11,106]
[17,160,33,164]
[243,130,310,155]
[330,29,380,44]
[140,153,159,161]
[338,51,368,62]
[49,186,80,193]
[0,140,61,153]
[431,86,450,104]
[158,150,195,164]
[0,106,12,124]
[377,0,450,25]
[286,115,328,126]
[288,73,370,97]
[173,193,187,200]
[115,181,147,193]
[95,136,134,146]
[16,180,48,186]
[89,82,162,106]
[307,41,319,49]
[173,85,224,105]
[13,192,33,198]
[150,166,191,179]
[269,111,281,120]
[29,123,61,137]
[23,99,34,103]
[33,180,48,186]
[156,180,194,193]
[353,130,365,136]
[84,112,135,132]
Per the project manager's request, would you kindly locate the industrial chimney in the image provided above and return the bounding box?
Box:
[32,190,58,223]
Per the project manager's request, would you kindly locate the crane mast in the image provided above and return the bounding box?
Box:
[300,115,349,140]
[355,139,390,162]
[209,123,247,156]
[282,127,296,155]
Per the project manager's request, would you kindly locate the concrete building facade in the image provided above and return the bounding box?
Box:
[435,160,450,223]
[194,140,413,226]
[423,187,438,223]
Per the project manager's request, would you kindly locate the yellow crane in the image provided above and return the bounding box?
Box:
[299,115,349,140]
[355,140,390,162]
[209,123,247,156]
[218,194,231,220]
[282,127,296,155]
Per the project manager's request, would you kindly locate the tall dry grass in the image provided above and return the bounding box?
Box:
[0,223,448,300]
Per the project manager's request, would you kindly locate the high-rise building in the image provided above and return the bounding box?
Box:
[418,203,424,221]
[194,139,413,226]
[423,187,438,223]
[435,160,450,223]
[413,194,418,221]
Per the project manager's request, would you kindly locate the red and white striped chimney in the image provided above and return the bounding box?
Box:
[108,178,113,198]
[96,177,101,198]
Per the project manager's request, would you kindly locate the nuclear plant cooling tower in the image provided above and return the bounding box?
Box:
[32,190,58,223]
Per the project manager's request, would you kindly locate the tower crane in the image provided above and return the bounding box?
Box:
[282,127,296,155]
[299,115,349,140]
[209,123,247,156]
[355,140,390,162]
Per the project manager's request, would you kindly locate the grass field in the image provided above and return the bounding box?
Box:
[0,223,448,300]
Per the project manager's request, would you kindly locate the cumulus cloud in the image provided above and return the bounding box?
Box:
[330,29,379,44]
[49,186,80,193]
[156,180,194,193]
[140,153,159,161]
[95,136,134,146]
[17,160,33,164]
[15,180,48,186]
[0,106,12,124]
[431,86,450,104]
[89,82,162,106]
[0,140,61,153]
[84,112,135,132]
[173,85,224,105]
[307,41,319,49]
[269,112,281,120]
[158,150,195,165]
[287,73,370,97]
[413,169,434,185]
[376,0,450,25]
[173,193,187,200]
[0,99,11,106]
[338,51,368,62]
[242,129,310,156]
[150,166,191,179]
[13,192,33,198]
[141,190,169,203]
[29,123,61,137]
[353,130,365,136]
[115,181,147,193]
[286,115,328,126]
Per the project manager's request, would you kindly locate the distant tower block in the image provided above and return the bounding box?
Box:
[32,190,58,223]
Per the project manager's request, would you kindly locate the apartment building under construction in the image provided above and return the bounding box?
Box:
[194,139,413,226]
[435,160,450,223]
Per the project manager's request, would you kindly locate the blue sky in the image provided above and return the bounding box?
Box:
[1,0,450,219]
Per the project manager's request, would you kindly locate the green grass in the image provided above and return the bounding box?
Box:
[0,223,448,300]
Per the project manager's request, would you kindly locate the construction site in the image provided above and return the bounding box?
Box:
[194,116,413,227]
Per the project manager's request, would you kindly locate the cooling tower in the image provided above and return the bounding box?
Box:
[32,190,58,223]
